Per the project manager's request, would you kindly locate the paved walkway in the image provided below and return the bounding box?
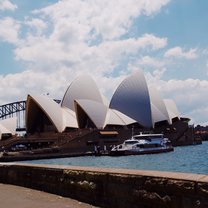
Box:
[0,183,97,208]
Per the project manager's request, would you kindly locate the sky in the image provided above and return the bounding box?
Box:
[0,0,208,125]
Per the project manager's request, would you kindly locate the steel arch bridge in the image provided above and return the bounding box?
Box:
[0,101,26,130]
[0,99,61,131]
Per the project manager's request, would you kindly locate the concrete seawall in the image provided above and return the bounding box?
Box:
[0,163,208,208]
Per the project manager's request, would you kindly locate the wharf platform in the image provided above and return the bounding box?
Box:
[0,151,95,162]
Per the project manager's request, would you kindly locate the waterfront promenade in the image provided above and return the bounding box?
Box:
[0,183,96,208]
[0,163,208,207]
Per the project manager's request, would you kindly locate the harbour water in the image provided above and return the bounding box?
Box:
[26,141,208,175]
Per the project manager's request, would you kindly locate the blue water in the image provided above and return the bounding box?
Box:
[25,141,208,175]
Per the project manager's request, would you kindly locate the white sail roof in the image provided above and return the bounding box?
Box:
[149,87,170,124]
[110,70,152,128]
[26,94,64,132]
[102,95,110,107]
[62,107,78,129]
[26,94,78,133]
[150,103,169,126]
[75,99,108,129]
[24,73,184,133]
[0,117,16,135]
[75,99,136,128]
[105,109,126,126]
[61,75,104,111]
[106,109,136,126]
[164,99,180,122]
[0,117,17,140]
[0,124,10,140]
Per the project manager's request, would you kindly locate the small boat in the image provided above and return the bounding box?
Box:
[110,133,174,156]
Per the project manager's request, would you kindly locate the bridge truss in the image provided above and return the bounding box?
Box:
[0,101,26,130]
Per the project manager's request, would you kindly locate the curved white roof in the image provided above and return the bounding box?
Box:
[151,103,169,126]
[61,75,104,111]
[0,117,16,139]
[75,99,108,129]
[62,107,78,129]
[26,94,64,132]
[26,94,78,133]
[0,117,16,134]
[148,87,170,124]
[106,109,137,126]
[0,124,11,140]
[104,109,126,126]
[102,95,110,107]
[164,99,180,122]
[110,70,152,128]
[75,99,136,128]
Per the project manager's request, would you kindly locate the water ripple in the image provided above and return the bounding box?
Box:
[24,141,208,174]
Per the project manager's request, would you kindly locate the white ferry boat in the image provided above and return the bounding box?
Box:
[110,133,174,156]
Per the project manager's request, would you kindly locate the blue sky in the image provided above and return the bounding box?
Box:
[0,0,208,125]
[0,0,58,74]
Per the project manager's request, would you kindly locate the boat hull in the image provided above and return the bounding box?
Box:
[110,147,174,156]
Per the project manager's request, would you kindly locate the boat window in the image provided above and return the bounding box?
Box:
[125,141,138,145]
[134,135,163,140]
[136,143,163,149]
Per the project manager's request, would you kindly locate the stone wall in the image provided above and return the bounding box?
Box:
[0,163,207,208]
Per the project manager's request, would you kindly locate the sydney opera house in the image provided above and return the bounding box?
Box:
[0,70,195,155]
[26,70,180,132]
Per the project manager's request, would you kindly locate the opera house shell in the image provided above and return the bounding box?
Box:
[0,117,16,140]
[25,70,182,134]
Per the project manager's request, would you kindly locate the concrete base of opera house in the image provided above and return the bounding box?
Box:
[0,163,208,208]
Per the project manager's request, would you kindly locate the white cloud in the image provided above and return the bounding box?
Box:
[0,0,17,11]
[202,48,208,55]
[14,32,167,76]
[12,0,168,72]
[0,69,74,104]
[24,18,47,36]
[189,107,208,126]
[137,56,165,68]
[34,0,170,41]
[141,0,170,16]
[146,71,208,124]
[0,17,20,43]
[2,0,208,126]
[164,47,198,59]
